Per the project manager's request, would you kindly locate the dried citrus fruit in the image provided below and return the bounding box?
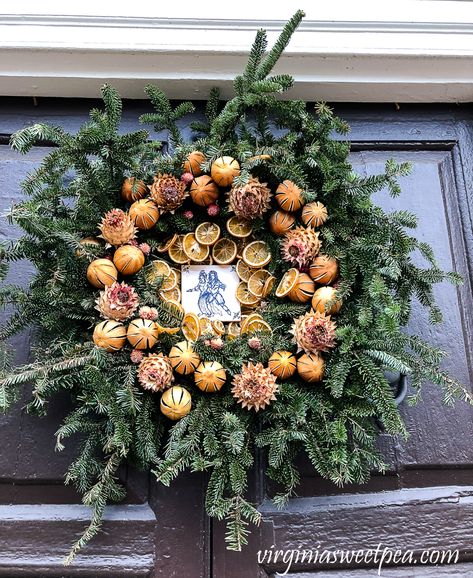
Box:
[212,320,225,335]
[240,313,263,334]
[146,259,171,283]
[226,216,253,238]
[195,222,221,246]
[199,316,215,336]
[241,318,272,334]
[181,312,201,341]
[242,240,271,268]
[212,238,238,265]
[247,269,272,298]
[157,234,178,253]
[275,268,299,298]
[159,268,178,292]
[227,322,241,340]
[162,299,184,318]
[156,323,181,336]
[236,259,253,283]
[172,267,181,284]
[263,275,276,297]
[160,286,181,303]
[236,281,260,306]
[183,233,210,263]
[168,235,188,264]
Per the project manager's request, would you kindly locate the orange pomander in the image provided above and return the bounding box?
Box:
[297,352,325,383]
[275,180,305,212]
[129,199,160,230]
[190,175,219,207]
[169,341,201,375]
[268,351,297,380]
[87,259,118,289]
[287,272,315,303]
[195,361,227,392]
[309,255,339,285]
[210,156,240,187]
[113,245,145,276]
[92,320,127,352]
[301,201,328,228]
[160,386,192,420]
[121,177,148,203]
[127,318,160,350]
[183,151,206,177]
[269,210,295,236]
[312,286,342,315]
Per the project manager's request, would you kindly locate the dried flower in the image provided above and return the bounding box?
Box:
[282,226,321,268]
[228,176,272,220]
[248,337,262,350]
[180,172,194,186]
[99,208,136,246]
[130,349,144,364]
[139,242,151,255]
[138,353,174,392]
[139,306,159,321]
[149,174,188,213]
[96,281,139,321]
[232,362,278,411]
[291,310,336,353]
[207,203,220,217]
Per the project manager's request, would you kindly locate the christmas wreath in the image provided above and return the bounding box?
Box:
[1,11,470,562]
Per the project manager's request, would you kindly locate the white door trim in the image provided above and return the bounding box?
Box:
[1,2,473,102]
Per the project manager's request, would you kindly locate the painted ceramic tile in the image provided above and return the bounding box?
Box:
[181,265,241,322]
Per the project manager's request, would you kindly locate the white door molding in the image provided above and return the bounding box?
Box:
[1,2,473,102]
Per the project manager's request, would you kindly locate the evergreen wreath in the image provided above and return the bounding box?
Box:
[0,11,470,563]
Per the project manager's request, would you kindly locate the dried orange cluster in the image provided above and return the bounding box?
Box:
[82,150,343,419]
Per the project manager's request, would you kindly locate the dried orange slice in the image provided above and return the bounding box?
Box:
[242,240,271,268]
[199,316,215,336]
[156,323,181,336]
[160,287,181,303]
[172,267,181,284]
[183,233,210,263]
[212,238,238,265]
[227,322,241,340]
[212,320,225,336]
[181,312,201,341]
[241,318,272,335]
[168,235,188,264]
[236,259,253,283]
[247,269,272,298]
[146,259,171,283]
[275,268,299,298]
[159,268,178,292]
[240,313,263,334]
[226,216,253,238]
[236,281,260,306]
[262,275,276,298]
[157,234,178,253]
[195,222,221,246]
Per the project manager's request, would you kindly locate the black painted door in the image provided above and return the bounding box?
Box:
[1,100,473,577]
[213,106,473,577]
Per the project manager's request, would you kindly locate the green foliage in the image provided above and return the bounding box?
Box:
[0,10,469,563]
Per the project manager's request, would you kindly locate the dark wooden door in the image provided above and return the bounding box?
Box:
[0,99,210,578]
[1,100,473,577]
[213,105,473,577]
